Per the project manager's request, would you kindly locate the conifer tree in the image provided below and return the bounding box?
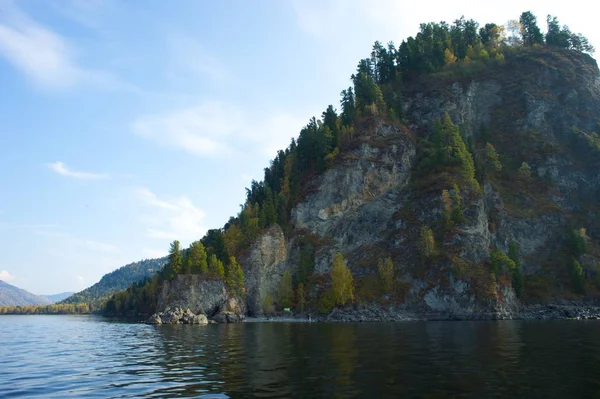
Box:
[209,254,225,278]
[225,256,244,295]
[188,241,208,274]
[520,11,544,46]
[168,240,182,275]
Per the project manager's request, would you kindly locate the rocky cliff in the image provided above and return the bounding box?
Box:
[138,48,600,322]
[236,48,600,319]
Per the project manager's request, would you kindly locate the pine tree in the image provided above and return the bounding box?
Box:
[483,143,502,175]
[225,256,244,295]
[520,11,544,46]
[209,254,225,278]
[188,241,208,274]
[340,87,356,126]
[330,253,354,306]
[168,240,182,276]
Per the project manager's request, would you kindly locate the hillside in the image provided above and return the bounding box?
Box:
[0,280,52,306]
[61,257,166,310]
[105,12,600,320]
[40,292,74,304]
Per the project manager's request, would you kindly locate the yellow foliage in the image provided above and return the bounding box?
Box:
[331,253,354,306]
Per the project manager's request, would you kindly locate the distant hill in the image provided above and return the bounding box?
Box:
[0,280,52,306]
[40,292,74,304]
[61,257,166,309]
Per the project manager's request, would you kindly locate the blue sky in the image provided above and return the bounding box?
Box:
[0,0,597,295]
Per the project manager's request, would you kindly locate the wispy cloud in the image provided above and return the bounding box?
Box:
[132,101,306,158]
[30,224,120,254]
[47,161,109,180]
[132,101,240,157]
[0,270,16,283]
[0,2,128,90]
[167,33,230,83]
[136,187,206,243]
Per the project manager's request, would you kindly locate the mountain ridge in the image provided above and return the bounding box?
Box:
[0,280,52,306]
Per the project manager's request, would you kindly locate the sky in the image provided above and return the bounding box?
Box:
[0,0,597,295]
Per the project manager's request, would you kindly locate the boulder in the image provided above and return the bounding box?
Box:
[212,311,245,323]
[146,307,208,325]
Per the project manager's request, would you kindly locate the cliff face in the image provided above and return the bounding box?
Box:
[239,49,600,318]
[157,276,245,317]
[151,49,599,320]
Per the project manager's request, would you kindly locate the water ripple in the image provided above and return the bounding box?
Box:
[2,316,600,398]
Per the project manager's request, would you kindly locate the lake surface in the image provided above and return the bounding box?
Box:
[1,316,600,398]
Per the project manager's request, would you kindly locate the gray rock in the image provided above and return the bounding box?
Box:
[147,306,208,325]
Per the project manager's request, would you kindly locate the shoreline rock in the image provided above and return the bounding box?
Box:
[146,307,208,325]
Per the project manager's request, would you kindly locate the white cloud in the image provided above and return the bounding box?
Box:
[0,2,127,90]
[0,270,16,282]
[136,187,206,244]
[132,101,306,158]
[47,161,109,180]
[76,275,85,287]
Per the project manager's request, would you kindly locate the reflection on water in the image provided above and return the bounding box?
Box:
[2,316,600,398]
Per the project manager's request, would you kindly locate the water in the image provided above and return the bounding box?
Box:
[1,316,600,398]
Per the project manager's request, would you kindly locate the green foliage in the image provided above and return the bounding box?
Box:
[209,254,225,278]
[377,257,395,294]
[330,253,354,306]
[223,224,245,257]
[483,142,502,174]
[546,16,595,53]
[520,11,544,46]
[419,226,436,259]
[518,162,532,181]
[571,260,585,295]
[188,241,208,274]
[168,240,183,276]
[318,291,336,314]
[277,270,294,309]
[451,184,465,224]
[225,256,244,295]
[420,113,477,188]
[490,248,516,276]
[297,246,315,284]
[0,303,92,315]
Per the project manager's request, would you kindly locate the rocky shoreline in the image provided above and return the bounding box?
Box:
[146,306,245,325]
[146,304,600,325]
